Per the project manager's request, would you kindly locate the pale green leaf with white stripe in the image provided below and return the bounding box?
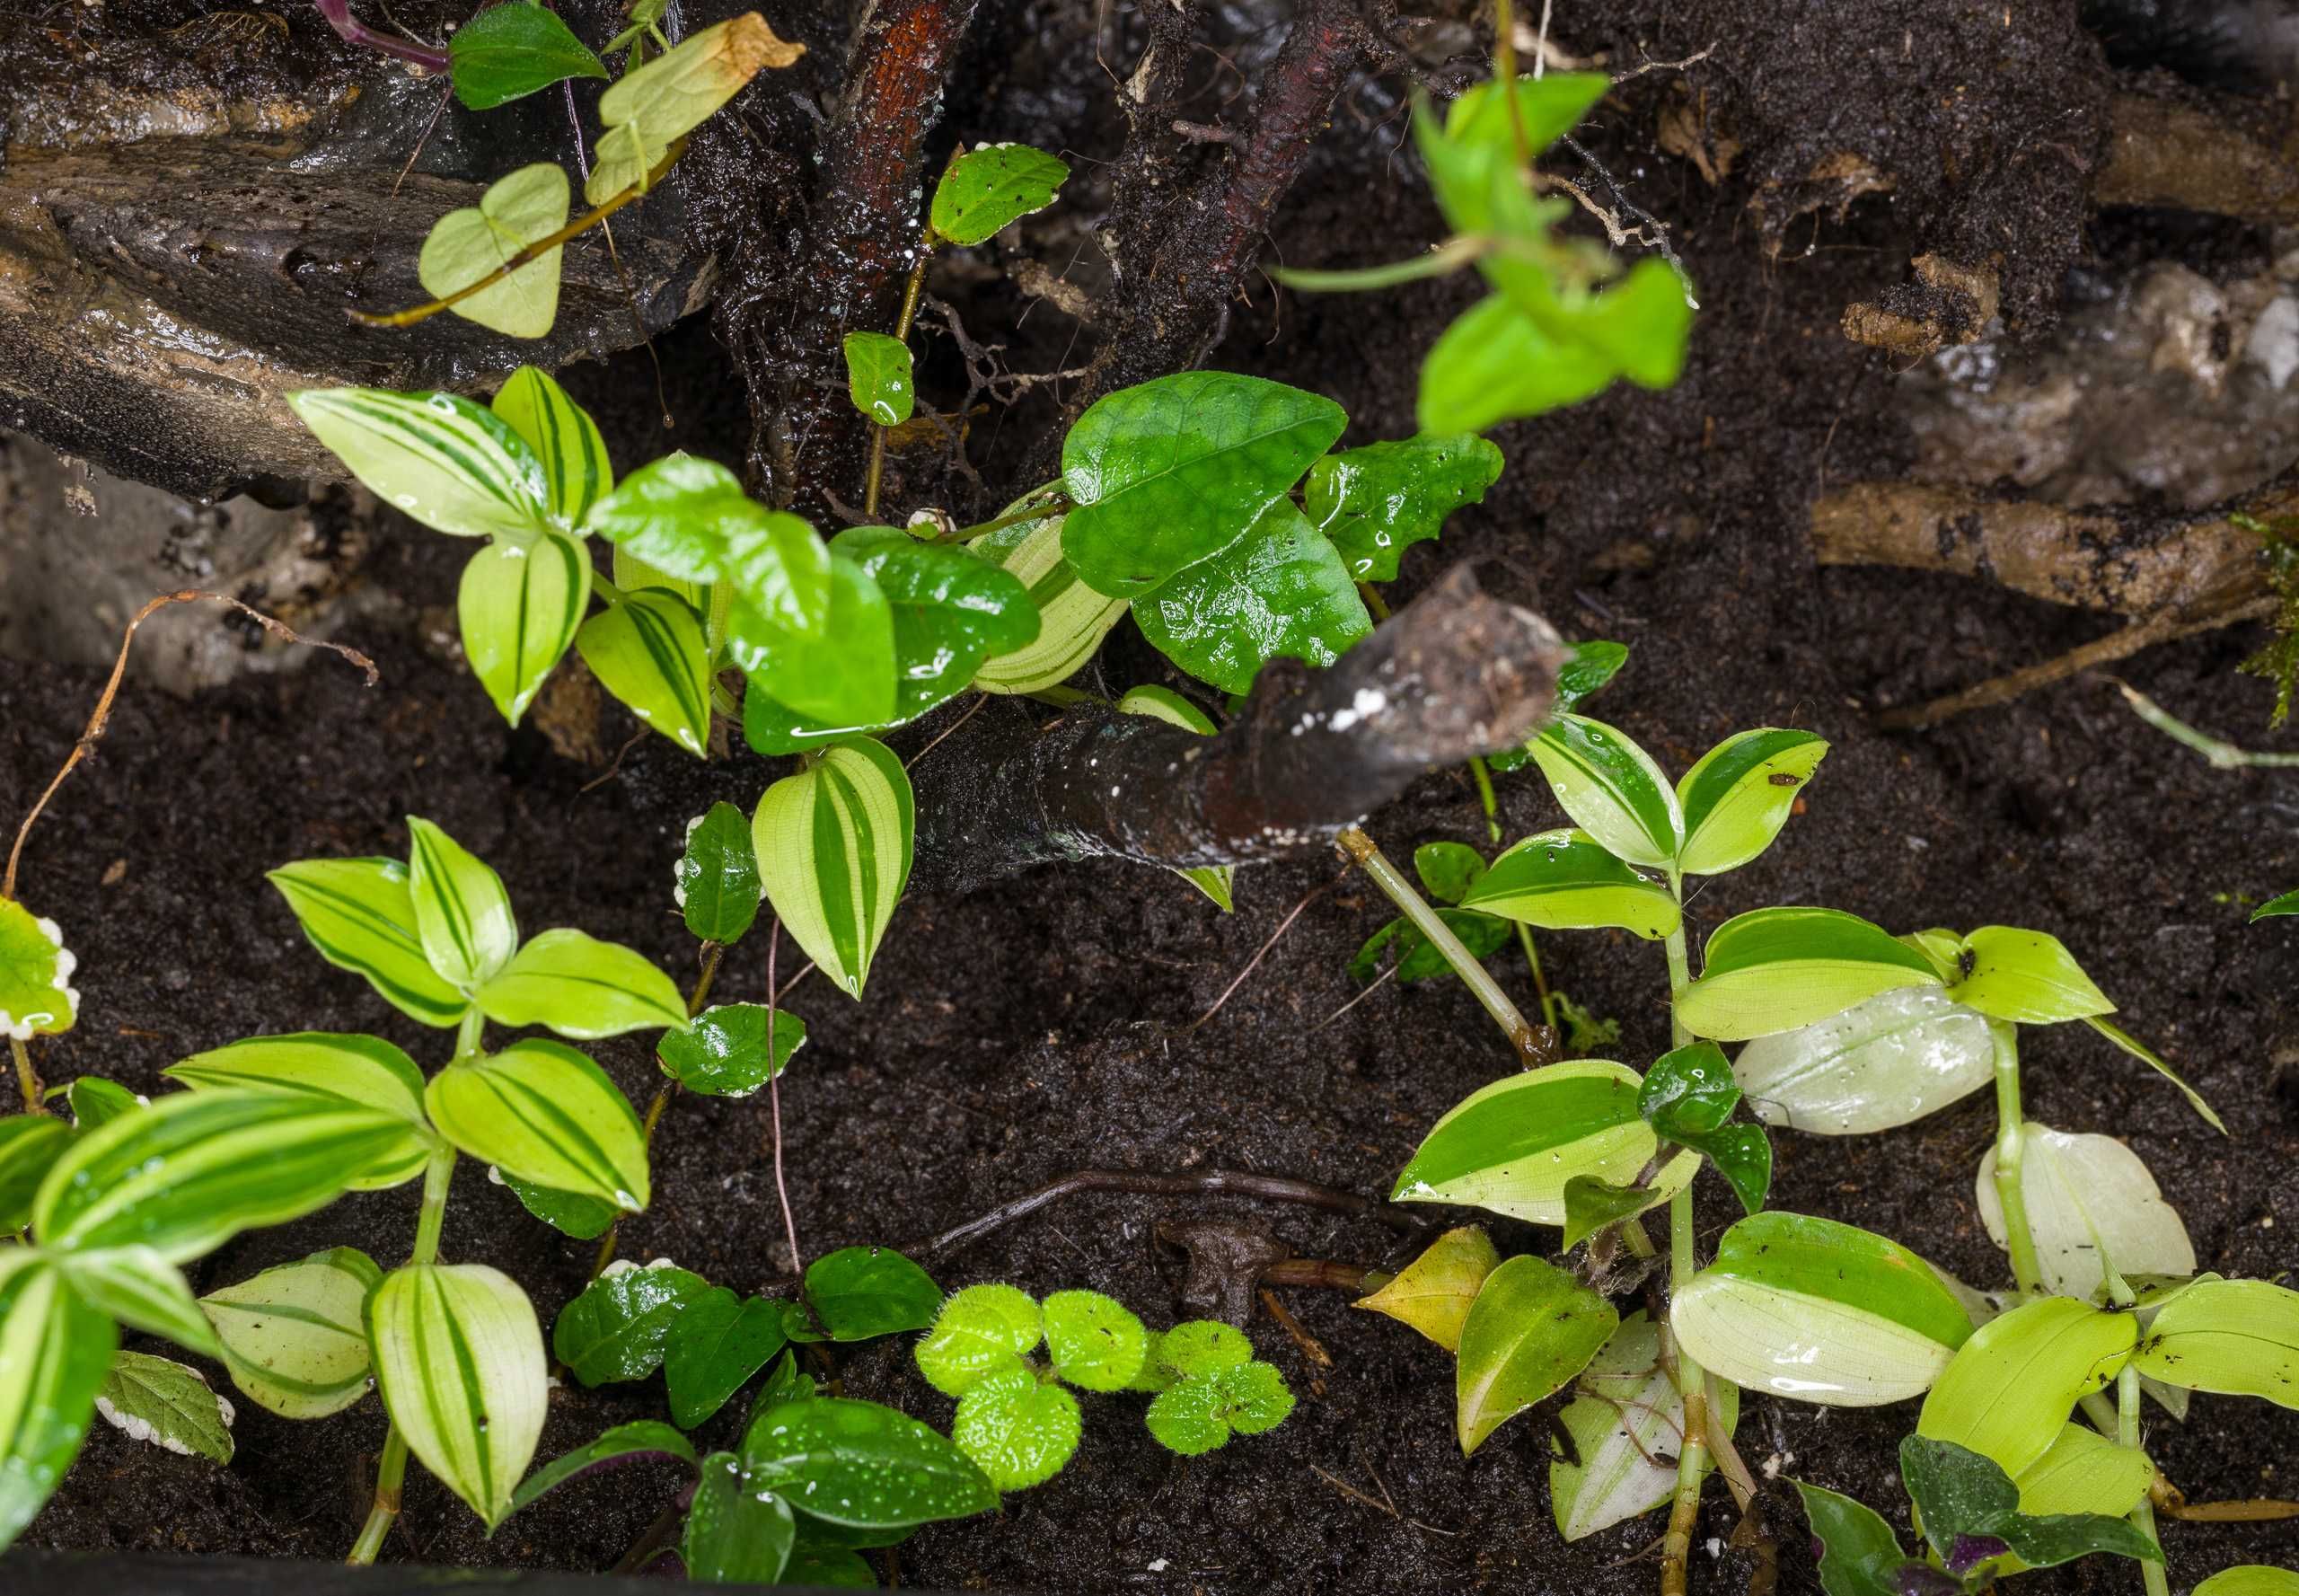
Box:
[96,1352,233,1465]
[577,589,712,756]
[164,1032,432,1190]
[1674,728,1828,876]
[0,1253,116,1554]
[1551,1310,1738,1540]
[288,388,550,543]
[458,530,592,726]
[1456,828,1679,939]
[491,365,612,525]
[427,1040,649,1211]
[1671,1212,1976,1406]
[1918,1295,2136,1477]
[201,1248,382,1420]
[269,858,469,1028]
[0,900,79,1041]
[1675,906,1942,1041]
[753,737,914,1000]
[1391,1061,1670,1225]
[474,929,687,1039]
[57,1245,220,1358]
[368,1263,547,1530]
[33,1089,413,1264]
[1117,686,1233,911]
[971,500,1124,695]
[406,817,520,991]
[1525,714,1683,869]
[612,544,734,659]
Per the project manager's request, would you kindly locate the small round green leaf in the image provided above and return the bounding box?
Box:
[1155,1320,1253,1380]
[552,1261,711,1386]
[678,802,762,946]
[1041,1291,1147,1391]
[952,1367,1081,1490]
[1132,499,1370,694]
[584,453,832,636]
[806,1246,941,1342]
[741,1397,999,1530]
[657,1003,804,1098]
[665,1290,790,1431]
[841,332,915,426]
[915,1284,1041,1397]
[449,2,608,110]
[929,144,1070,248]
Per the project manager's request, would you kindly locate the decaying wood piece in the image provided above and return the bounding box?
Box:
[909,565,1566,892]
[2099,90,2299,225]
[1814,474,2291,727]
[1841,252,2001,361]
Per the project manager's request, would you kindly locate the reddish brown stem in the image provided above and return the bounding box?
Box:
[311,0,451,73]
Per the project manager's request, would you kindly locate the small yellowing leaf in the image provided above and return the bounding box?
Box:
[586,13,806,206]
[417,163,569,339]
[1353,1227,1499,1354]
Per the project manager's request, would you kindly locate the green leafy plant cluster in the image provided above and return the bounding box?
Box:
[913,1286,1294,1487]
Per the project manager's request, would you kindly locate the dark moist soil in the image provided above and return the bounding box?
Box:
[6,3,2299,1593]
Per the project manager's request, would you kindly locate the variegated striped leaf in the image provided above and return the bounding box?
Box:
[491,365,612,526]
[612,545,734,657]
[473,929,687,1038]
[0,1115,74,1233]
[458,530,592,726]
[1116,686,1232,911]
[427,1040,650,1211]
[1675,906,1943,1042]
[1671,1212,1976,1406]
[971,504,1123,695]
[55,1244,220,1358]
[577,589,712,756]
[202,1247,382,1420]
[96,1350,233,1464]
[367,1263,547,1529]
[32,1089,412,1264]
[163,1032,431,1190]
[753,737,913,1000]
[1525,714,1684,869]
[406,817,520,991]
[268,858,469,1028]
[1390,1061,1666,1225]
[1551,1310,1739,1541]
[1674,728,1829,877]
[287,388,551,543]
[0,1253,117,1553]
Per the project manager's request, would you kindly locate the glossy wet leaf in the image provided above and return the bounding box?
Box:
[1353,1225,1498,1354]
[577,589,711,756]
[1061,372,1346,599]
[1550,1310,1738,1542]
[200,1247,380,1420]
[57,1245,219,1358]
[684,1449,797,1583]
[1559,1162,1696,1251]
[585,454,832,637]
[1042,1291,1148,1391]
[741,1397,999,1530]
[449,2,606,110]
[971,501,1125,694]
[94,1351,233,1465]
[1676,906,1942,1041]
[1524,715,1683,869]
[753,738,913,1000]
[677,803,762,946]
[2133,1278,2299,1406]
[1418,291,1619,435]
[1453,1254,1616,1454]
[508,1420,696,1520]
[553,1261,711,1386]
[929,143,1070,247]
[1349,907,1510,984]
[268,857,470,1027]
[953,1367,1080,1489]
[291,388,549,543]
[666,1288,790,1430]
[2083,1016,2225,1133]
[457,530,591,726]
[416,163,569,339]
[33,1089,410,1264]
[368,1263,546,1530]
[841,332,914,426]
[0,1115,72,1233]
[1460,828,1679,939]
[1899,1435,2158,1574]
[1793,1479,1912,1596]
[427,1040,648,1211]
[1393,1060,1662,1225]
[1944,927,2113,1025]
[1671,1212,1975,1406]
[474,929,687,1038]
[0,902,77,1043]
[586,13,805,205]
[1731,987,1995,1136]
[729,555,897,732]
[491,365,612,526]
[2013,1424,2152,1520]
[657,1003,803,1098]
[1117,686,1234,910]
[915,1284,1042,1398]
[405,816,518,992]
[1974,1124,2194,1301]
[1675,728,1828,876]
[1640,1041,1771,1213]
[0,1257,114,1553]
[1305,434,1503,582]
[834,527,1037,710]
[1917,1296,2137,1477]
[806,1247,940,1343]
[1144,1361,1292,1455]
[63,1077,137,1132]
[499,1171,619,1239]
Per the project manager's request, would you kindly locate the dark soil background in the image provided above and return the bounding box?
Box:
[4,1,2297,1593]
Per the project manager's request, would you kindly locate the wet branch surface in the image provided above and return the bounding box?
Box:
[908,565,1566,893]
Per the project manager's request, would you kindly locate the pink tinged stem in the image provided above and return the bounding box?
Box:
[312,0,452,73]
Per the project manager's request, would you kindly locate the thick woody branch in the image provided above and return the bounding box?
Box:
[910,564,1565,894]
